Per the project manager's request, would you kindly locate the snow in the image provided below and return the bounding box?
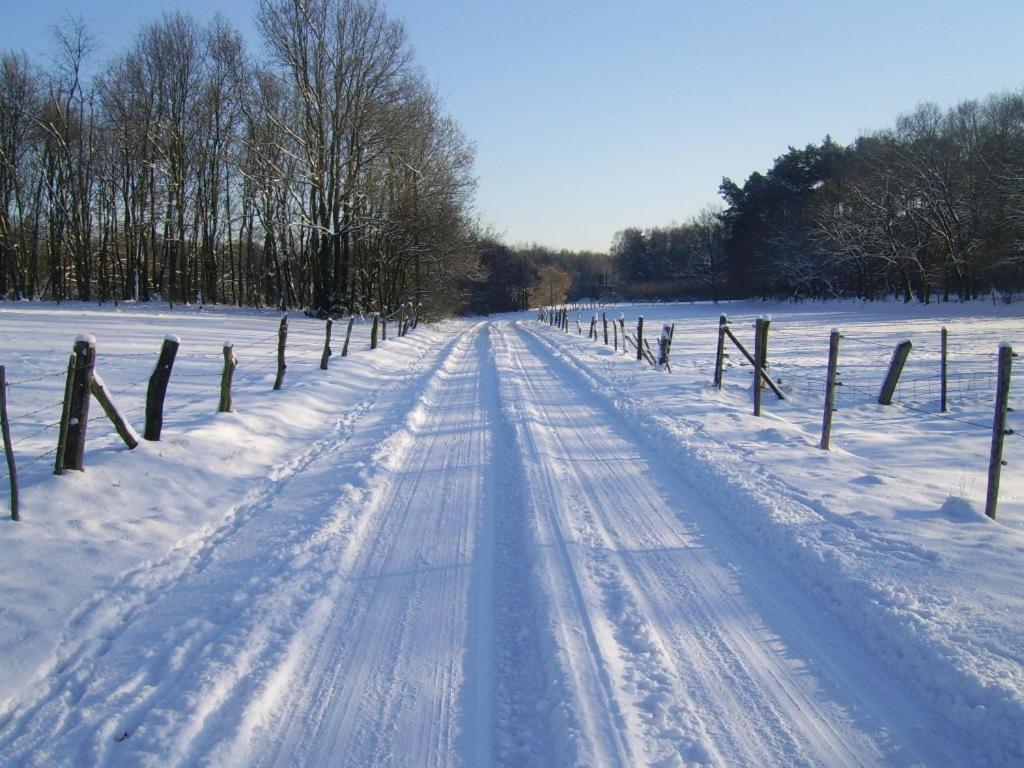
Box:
[0,298,1022,766]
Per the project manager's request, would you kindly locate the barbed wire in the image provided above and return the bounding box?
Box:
[102,351,160,359]
[5,368,70,386]
[233,330,282,351]
[835,333,891,348]
[887,398,996,431]
[17,445,59,471]
[16,420,62,443]
[108,371,154,399]
[237,357,280,382]
[9,397,66,421]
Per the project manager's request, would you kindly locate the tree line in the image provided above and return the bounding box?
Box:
[613,91,1024,303]
[0,0,476,317]
[465,238,610,314]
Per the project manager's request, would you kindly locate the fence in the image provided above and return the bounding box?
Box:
[0,303,422,520]
[538,306,1019,521]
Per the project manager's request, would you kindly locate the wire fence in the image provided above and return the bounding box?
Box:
[0,315,384,505]
[546,312,1021,518]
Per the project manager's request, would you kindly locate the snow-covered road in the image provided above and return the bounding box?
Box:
[0,316,1015,766]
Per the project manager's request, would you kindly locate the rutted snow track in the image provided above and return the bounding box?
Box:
[494,322,977,767]
[0,318,988,766]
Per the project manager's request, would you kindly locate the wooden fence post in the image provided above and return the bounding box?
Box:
[878,340,912,405]
[589,315,597,340]
[90,374,139,449]
[940,326,948,413]
[753,318,766,416]
[0,366,18,520]
[145,335,180,440]
[54,353,76,475]
[657,323,675,371]
[636,316,644,361]
[602,312,609,345]
[619,316,626,355]
[613,319,618,351]
[723,325,785,400]
[63,336,96,471]
[342,317,355,356]
[219,342,237,413]
[984,344,1015,519]
[820,329,841,450]
[714,314,728,389]
[382,307,388,341]
[274,316,288,390]
[321,318,333,370]
[371,313,380,350]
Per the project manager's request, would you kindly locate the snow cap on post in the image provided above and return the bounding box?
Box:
[75,334,97,347]
[224,340,232,348]
[165,334,181,344]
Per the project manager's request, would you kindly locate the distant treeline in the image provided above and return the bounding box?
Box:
[0,0,476,317]
[465,239,609,314]
[613,92,1024,303]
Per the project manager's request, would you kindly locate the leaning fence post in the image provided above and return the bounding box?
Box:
[274,316,288,390]
[63,336,96,471]
[144,335,180,440]
[820,329,842,450]
[940,326,948,413]
[636,316,644,361]
[984,343,1015,520]
[714,314,728,389]
[0,366,19,520]
[342,317,355,356]
[91,374,139,449]
[321,318,333,370]
[878,339,912,405]
[371,313,380,350]
[219,342,237,413]
[54,353,76,475]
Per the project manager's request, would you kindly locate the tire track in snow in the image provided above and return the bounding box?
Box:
[492,323,638,768]
[0,325,473,767]
[497,321,971,767]
[235,323,494,767]
[482,324,596,768]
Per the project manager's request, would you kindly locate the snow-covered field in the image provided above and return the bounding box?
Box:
[0,298,1022,766]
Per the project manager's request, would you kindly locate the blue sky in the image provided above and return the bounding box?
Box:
[4,1,1024,252]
